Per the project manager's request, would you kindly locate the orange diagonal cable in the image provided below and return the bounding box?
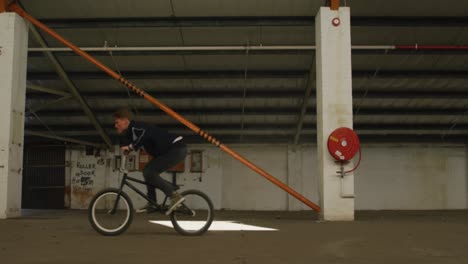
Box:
[9,2,320,212]
[0,0,8,12]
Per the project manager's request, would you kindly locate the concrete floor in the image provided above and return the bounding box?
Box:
[1,210,468,264]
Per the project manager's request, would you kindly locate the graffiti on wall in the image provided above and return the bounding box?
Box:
[71,160,99,207]
[72,162,96,187]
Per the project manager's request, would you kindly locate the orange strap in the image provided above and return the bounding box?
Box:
[330,0,340,10]
[0,0,8,13]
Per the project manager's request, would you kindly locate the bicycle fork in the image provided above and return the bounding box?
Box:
[109,173,127,214]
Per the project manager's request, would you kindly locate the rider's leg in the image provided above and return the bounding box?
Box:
[143,143,187,196]
[142,143,187,213]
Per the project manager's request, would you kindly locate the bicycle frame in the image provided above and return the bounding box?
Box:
[111,155,169,213]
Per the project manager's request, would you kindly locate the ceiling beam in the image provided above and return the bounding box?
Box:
[25,130,106,148]
[29,24,114,150]
[26,84,71,97]
[294,57,315,144]
[26,95,73,115]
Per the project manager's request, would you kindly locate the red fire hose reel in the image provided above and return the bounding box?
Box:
[327,127,360,161]
[327,127,361,174]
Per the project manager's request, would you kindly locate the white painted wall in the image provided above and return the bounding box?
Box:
[221,145,289,210]
[355,146,468,210]
[288,146,320,210]
[66,144,468,211]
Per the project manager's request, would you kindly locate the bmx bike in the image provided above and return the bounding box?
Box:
[88,154,214,236]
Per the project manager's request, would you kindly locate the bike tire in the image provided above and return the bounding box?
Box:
[170,189,214,236]
[88,188,134,236]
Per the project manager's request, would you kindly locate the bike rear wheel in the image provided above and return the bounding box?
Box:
[170,190,214,236]
[88,188,134,236]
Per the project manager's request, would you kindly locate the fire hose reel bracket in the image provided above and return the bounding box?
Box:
[327,127,361,198]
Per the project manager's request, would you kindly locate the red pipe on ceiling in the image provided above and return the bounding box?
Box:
[395,45,468,50]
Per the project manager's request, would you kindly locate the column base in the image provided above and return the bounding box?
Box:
[1,207,21,219]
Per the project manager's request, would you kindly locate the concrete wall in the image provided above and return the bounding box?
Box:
[66,144,468,211]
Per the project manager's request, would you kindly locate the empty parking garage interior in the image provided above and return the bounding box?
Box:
[1,0,468,263]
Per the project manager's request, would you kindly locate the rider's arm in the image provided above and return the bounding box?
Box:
[128,122,149,151]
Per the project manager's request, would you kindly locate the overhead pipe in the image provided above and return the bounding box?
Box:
[9,3,321,212]
[28,45,317,52]
[28,44,468,52]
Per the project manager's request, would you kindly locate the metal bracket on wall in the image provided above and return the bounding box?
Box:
[336,161,355,198]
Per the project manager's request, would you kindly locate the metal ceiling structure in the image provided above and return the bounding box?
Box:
[20,0,468,146]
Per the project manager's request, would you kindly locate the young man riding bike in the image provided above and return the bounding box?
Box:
[113,107,187,215]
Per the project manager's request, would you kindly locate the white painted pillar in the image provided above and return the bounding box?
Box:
[316,7,354,220]
[0,13,28,219]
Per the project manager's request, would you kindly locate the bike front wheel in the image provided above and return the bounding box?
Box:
[88,188,134,236]
[170,189,214,236]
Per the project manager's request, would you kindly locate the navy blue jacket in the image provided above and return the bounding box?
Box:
[124,120,180,156]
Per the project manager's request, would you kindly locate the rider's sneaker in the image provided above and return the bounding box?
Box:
[165,192,185,215]
[136,203,158,214]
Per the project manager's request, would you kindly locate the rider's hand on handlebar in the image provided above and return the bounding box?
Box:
[121,145,131,155]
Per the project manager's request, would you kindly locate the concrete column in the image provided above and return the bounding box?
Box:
[316,7,354,220]
[0,13,28,219]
